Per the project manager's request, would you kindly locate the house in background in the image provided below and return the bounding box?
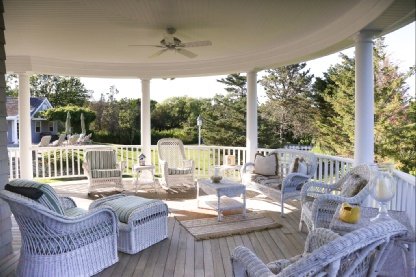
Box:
[6,97,58,145]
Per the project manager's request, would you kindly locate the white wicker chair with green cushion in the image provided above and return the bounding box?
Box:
[157,138,195,188]
[0,179,119,277]
[299,164,371,232]
[240,149,317,216]
[83,148,126,193]
[231,220,408,277]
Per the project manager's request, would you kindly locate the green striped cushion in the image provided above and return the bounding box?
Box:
[168,168,192,175]
[86,150,117,170]
[100,196,157,224]
[91,169,122,179]
[65,207,88,217]
[9,179,65,215]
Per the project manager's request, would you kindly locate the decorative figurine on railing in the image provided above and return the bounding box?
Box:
[139,153,146,166]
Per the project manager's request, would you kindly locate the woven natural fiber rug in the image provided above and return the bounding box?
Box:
[177,212,282,240]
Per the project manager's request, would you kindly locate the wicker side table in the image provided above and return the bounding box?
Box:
[330,206,415,277]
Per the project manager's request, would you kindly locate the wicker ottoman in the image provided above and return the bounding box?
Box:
[90,194,168,254]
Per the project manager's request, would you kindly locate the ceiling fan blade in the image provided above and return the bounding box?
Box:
[128,44,164,47]
[176,48,197,58]
[149,48,168,58]
[182,40,212,47]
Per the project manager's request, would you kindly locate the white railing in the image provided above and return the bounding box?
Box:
[7,144,415,228]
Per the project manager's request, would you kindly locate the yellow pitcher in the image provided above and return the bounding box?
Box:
[339,203,361,224]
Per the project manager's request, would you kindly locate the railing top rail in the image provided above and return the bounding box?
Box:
[393,170,416,186]
[314,153,354,163]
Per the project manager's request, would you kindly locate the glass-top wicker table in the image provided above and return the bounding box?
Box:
[330,205,415,277]
[197,178,246,221]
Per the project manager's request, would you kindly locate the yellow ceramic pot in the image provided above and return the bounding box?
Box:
[339,203,361,224]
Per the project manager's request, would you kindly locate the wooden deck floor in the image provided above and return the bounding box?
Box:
[0,182,307,277]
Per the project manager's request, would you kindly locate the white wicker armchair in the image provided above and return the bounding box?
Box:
[241,149,317,216]
[231,220,408,277]
[83,148,126,193]
[157,138,195,188]
[299,164,371,232]
[0,179,119,277]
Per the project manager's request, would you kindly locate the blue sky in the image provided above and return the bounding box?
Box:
[81,22,415,102]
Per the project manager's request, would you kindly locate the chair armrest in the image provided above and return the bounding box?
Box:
[117,161,126,171]
[304,228,340,253]
[241,162,255,174]
[159,159,168,177]
[82,161,90,173]
[59,196,77,210]
[231,246,273,277]
[300,181,336,202]
[183,159,194,169]
[282,173,310,192]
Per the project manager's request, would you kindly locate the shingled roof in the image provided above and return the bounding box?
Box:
[6,97,49,118]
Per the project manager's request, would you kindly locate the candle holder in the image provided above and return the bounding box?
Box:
[369,163,396,222]
[210,166,222,183]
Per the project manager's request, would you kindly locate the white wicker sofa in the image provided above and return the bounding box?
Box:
[241,149,317,216]
[0,179,119,277]
[231,220,408,277]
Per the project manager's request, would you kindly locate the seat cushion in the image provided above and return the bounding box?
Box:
[9,179,65,215]
[65,207,88,217]
[91,169,122,179]
[168,168,193,175]
[97,195,161,224]
[252,174,283,190]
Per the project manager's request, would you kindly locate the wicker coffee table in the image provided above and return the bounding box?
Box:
[197,178,246,221]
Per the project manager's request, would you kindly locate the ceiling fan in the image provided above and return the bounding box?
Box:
[129,27,212,58]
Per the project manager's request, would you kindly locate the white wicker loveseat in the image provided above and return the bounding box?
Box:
[157,138,195,188]
[299,164,371,232]
[231,220,408,277]
[0,179,119,277]
[83,148,126,193]
[241,149,317,216]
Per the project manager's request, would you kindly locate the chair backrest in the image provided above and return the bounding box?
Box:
[52,133,66,146]
[279,220,407,276]
[157,138,187,168]
[85,149,117,170]
[270,149,318,178]
[68,134,80,145]
[38,135,51,147]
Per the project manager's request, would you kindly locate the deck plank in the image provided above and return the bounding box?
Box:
[152,217,176,277]
[0,189,306,277]
[173,226,188,277]
[183,230,195,277]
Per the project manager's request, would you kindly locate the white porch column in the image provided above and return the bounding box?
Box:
[18,73,33,179]
[246,71,258,163]
[354,31,375,165]
[140,79,151,164]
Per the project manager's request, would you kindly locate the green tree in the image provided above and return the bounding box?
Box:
[314,39,415,173]
[5,74,18,96]
[30,74,91,107]
[202,74,247,146]
[259,63,317,147]
[41,106,96,134]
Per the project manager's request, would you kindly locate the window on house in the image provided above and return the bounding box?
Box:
[35,121,41,133]
[48,121,54,132]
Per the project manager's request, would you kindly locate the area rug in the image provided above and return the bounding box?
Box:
[177,211,282,240]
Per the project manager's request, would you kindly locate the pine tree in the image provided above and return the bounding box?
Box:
[314,39,415,172]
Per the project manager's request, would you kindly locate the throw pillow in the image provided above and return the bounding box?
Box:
[254,153,278,176]
[5,183,44,200]
[8,179,65,215]
[340,174,368,197]
[291,157,308,175]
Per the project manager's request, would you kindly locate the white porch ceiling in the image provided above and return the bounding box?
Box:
[3,0,415,78]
